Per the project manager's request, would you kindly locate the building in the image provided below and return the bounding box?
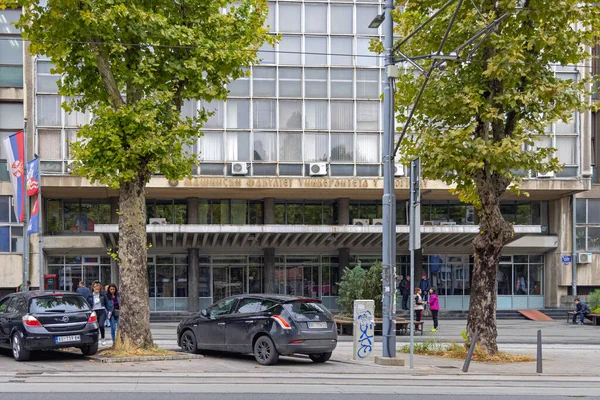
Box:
[1,2,599,311]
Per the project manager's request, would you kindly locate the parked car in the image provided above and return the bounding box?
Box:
[0,291,99,361]
[177,294,337,365]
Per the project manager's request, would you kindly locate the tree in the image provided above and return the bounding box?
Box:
[14,0,274,349]
[392,0,598,354]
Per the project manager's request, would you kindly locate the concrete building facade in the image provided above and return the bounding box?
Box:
[1,3,599,310]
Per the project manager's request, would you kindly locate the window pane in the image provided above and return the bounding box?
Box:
[556,112,576,135]
[588,227,600,251]
[331,5,352,34]
[331,101,353,130]
[529,264,543,295]
[357,69,379,99]
[253,100,276,129]
[556,136,576,165]
[0,196,9,222]
[279,132,302,162]
[200,132,223,161]
[258,41,276,64]
[0,103,23,129]
[305,36,327,66]
[305,100,328,130]
[38,129,62,159]
[576,227,586,251]
[37,95,61,126]
[279,100,302,130]
[226,100,250,129]
[202,100,224,129]
[264,2,275,30]
[253,131,276,162]
[65,106,91,127]
[65,129,80,159]
[589,199,600,223]
[0,37,22,64]
[356,134,379,163]
[279,3,301,32]
[357,101,379,130]
[231,200,247,224]
[331,69,353,98]
[279,35,301,65]
[331,37,353,66]
[305,133,328,162]
[576,199,586,223]
[305,4,327,33]
[279,68,301,97]
[225,132,250,161]
[357,38,378,67]
[0,226,10,252]
[228,74,250,97]
[356,6,379,34]
[305,68,327,98]
[253,67,276,97]
[0,9,21,34]
[331,133,354,162]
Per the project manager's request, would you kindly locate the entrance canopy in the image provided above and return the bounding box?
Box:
[94,224,547,253]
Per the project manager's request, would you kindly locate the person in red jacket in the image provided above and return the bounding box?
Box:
[428,288,440,332]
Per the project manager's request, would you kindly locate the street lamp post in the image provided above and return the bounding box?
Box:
[370,0,397,359]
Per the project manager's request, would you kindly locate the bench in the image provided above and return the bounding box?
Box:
[334,318,425,336]
[567,312,600,326]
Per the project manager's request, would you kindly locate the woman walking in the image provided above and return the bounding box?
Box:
[87,282,108,346]
[429,288,440,332]
[106,284,121,343]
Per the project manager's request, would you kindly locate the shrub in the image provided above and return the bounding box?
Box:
[588,289,600,311]
[337,262,383,317]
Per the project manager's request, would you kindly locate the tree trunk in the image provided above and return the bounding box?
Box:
[466,172,513,355]
[116,175,153,349]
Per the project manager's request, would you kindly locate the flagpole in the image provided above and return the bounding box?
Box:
[23,119,30,290]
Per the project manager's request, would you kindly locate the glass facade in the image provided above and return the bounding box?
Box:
[0,8,23,88]
[46,255,113,292]
[0,196,24,253]
[576,199,600,252]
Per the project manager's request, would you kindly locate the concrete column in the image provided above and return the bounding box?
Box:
[264,248,276,293]
[187,197,198,224]
[264,198,275,224]
[110,197,119,224]
[337,198,350,225]
[188,248,200,312]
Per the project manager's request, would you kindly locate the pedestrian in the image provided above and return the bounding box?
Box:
[414,288,426,331]
[87,282,109,346]
[76,281,91,298]
[17,280,31,292]
[429,288,440,332]
[106,283,121,343]
[398,275,408,310]
[419,273,431,307]
[572,298,590,325]
[402,275,411,311]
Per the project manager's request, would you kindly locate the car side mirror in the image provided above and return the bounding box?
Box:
[201,309,207,317]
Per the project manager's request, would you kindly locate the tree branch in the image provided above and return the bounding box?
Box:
[90,37,124,109]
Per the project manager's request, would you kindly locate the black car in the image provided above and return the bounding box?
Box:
[177,294,337,365]
[0,291,99,361]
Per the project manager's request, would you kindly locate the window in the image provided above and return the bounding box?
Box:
[357,37,378,67]
[331,69,353,98]
[305,133,328,162]
[253,67,276,97]
[253,100,276,129]
[331,37,353,66]
[37,95,61,126]
[254,131,276,162]
[577,199,600,252]
[46,199,111,233]
[305,36,327,66]
[305,100,328,130]
[305,4,327,33]
[279,3,301,33]
[200,132,224,161]
[228,73,250,97]
[202,100,224,129]
[279,68,301,97]
[1,103,24,181]
[207,297,236,317]
[279,100,302,130]
[331,101,353,130]
[0,196,23,252]
[235,298,261,314]
[36,61,60,93]
[331,5,352,34]
[226,100,250,129]
[357,101,379,130]
[305,68,327,98]
[356,133,379,163]
[356,6,379,34]
[357,69,379,99]
[279,35,301,65]
[279,132,302,162]
[226,131,250,161]
[331,133,354,162]
[0,9,23,88]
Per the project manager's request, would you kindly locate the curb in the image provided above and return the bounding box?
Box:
[88,353,204,363]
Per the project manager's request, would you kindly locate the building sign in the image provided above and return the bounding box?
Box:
[178,177,411,190]
[562,255,571,265]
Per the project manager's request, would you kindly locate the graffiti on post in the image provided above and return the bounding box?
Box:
[356,309,374,359]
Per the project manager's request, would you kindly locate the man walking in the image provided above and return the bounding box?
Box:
[77,281,91,298]
[402,275,411,311]
[572,298,591,325]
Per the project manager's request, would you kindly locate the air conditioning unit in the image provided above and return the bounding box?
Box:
[465,206,475,225]
[578,253,593,264]
[149,218,167,225]
[371,218,384,225]
[309,162,327,176]
[536,171,555,178]
[440,221,456,226]
[352,219,370,226]
[394,163,405,177]
[231,162,248,175]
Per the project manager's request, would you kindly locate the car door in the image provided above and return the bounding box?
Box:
[225,297,263,353]
[0,297,14,347]
[197,297,237,351]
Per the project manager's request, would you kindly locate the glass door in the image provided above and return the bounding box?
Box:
[212,265,247,302]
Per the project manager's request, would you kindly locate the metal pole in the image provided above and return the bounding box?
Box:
[381,0,396,359]
[462,330,479,373]
[536,329,543,373]
[571,195,577,297]
[22,119,30,290]
[409,158,420,369]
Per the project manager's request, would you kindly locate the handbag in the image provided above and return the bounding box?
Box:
[113,309,120,318]
[104,317,111,327]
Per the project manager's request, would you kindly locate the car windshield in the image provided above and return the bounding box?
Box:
[283,300,331,321]
[29,296,89,313]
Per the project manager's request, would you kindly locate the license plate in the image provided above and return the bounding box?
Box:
[308,322,327,329]
[55,335,80,343]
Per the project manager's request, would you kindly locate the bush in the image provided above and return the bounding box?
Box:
[337,262,383,317]
[588,289,600,312]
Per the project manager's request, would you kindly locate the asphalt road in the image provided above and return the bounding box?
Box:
[1,395,597,400]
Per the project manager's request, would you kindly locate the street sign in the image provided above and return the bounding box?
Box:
[562,255,571,266]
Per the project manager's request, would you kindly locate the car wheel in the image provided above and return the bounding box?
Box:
[309,352,332,363]
[81,342,99,356]
[180,330,199,354]
[253,335,279,365]
[12,332,31,362]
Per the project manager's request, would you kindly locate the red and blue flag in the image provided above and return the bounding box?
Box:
[27,197,39,235]
[26,157,39,197]
[2,131,25,222]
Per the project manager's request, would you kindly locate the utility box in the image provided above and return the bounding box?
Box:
[353,300,375,360]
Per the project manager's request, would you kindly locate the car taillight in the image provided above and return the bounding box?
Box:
[289,340,304,344]
[22,315,42,327]
[87,312,97,324]
[272,315,292,329]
